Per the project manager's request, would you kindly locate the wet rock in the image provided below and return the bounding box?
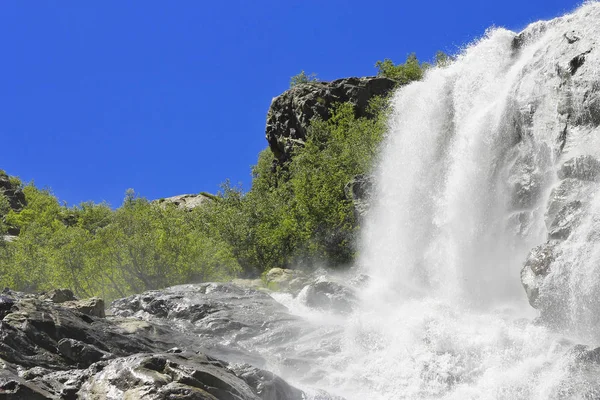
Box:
[300,279,357,314]
[229,364,305,400]
[57,338,109,367]
[0,287,325,399]
[0,369,56,399]
[78,352,305,400]
[557,155,600,181]
[547,200,583,240]
[0,294,158,371]
[521,241,559,307]
[545,178,595,231]
[110,283,302,365]
[564,30,581,44]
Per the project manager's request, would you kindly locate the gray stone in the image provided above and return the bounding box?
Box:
[521,241,559,308]
[299,276,357,314]
[155,193,214,210]
[557,155,600,181]
[62,297,105,318]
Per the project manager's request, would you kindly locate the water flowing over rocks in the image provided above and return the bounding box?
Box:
[7,4,600,399]
[0,285,345,399]
[266,77,396,164]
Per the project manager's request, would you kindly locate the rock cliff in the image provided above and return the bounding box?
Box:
[265,77,396,164]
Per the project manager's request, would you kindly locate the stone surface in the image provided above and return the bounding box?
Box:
[42,289,76,304]
[78,352,305,400]
[521,241,560,308]
[266,77,396,164]
[62,297,105,318]
[155,193,214,210]
[0,286,335,399]
[299,279,356,314]
[557,155,600,181]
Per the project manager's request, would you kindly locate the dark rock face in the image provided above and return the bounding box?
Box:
[0,172,26,236]
[0,286,333,399]
[266,77,396,164]
[0,173,25,213]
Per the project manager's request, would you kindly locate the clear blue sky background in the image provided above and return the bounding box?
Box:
[1,0,584,207]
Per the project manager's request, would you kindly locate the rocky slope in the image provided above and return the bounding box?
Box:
[0,281,352,399]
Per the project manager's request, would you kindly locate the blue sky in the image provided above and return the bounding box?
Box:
[1,0,584,207]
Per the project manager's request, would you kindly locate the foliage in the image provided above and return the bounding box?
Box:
[201,96,390,272]
[2,49,441,298]
[0,185,240,300]
[290,70,319,88]
[375,51,451,84]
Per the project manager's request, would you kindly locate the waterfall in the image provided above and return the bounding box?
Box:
[281,3,600,399]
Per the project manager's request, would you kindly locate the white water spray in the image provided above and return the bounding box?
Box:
[271,3,600,399]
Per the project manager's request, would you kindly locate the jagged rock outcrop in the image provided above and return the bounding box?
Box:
[0,172,25,213]
[266,77,396,164]
[0,171,26,237]
[0,285,341,399]
[155,193,214,210]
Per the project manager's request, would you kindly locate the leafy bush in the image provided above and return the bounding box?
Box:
[375,51,451,84]
[290,70,319,88]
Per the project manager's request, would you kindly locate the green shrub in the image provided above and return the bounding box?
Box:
[290,70,319,88]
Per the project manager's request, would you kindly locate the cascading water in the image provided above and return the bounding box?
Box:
[271,3,600,399]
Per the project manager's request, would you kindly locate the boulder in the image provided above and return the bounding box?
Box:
[299,279,357,314]
[521,241,559,308]
[557,155,600,181]
[41,288,76,304]
[266,77,396,164]
[78,352,305,400]
[62,297,105,318]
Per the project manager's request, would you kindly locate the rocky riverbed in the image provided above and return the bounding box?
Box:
[0,269,358,399]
